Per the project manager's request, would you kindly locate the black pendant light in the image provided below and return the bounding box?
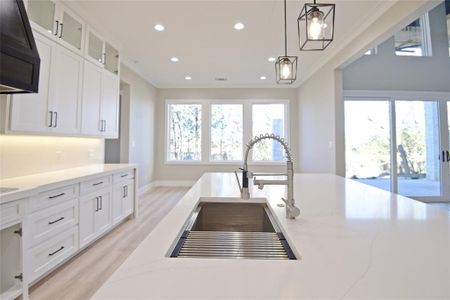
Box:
[275,0,297,84]
[297,0,335,51]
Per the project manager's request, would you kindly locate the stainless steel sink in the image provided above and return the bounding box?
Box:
[170,202,296,260]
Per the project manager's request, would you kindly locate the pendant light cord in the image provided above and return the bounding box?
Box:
[284,0,287,56]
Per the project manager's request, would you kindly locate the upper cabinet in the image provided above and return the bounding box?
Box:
[27,0,85,56]
[5,1,120,138]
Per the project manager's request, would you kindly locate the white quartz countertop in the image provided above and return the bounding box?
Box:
[94,173,450,299]
[0,164,136,204]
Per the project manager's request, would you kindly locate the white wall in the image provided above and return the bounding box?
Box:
[343,3,450,92]
[120,64,157,188]
[154,88,298,181]
[297,0,440,175]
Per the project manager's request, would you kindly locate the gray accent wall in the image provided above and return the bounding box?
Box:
[343,3,450,92]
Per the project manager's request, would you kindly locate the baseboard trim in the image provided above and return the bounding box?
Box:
[138,180,194,195]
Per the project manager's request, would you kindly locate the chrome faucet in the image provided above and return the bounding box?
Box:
[235,133,300,219]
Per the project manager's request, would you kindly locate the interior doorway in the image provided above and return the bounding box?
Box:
[105,81,130,163]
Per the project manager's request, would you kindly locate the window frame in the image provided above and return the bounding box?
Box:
[394,13,432,57]
[165,99,290,165]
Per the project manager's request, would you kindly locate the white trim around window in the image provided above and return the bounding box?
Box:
[165,99,290,165]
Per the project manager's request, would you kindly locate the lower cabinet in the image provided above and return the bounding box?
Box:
[112,179,134,225]
[28,226,78,282]
[79,188,112,248]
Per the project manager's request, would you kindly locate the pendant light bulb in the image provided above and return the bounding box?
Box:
[308,8,325,40]
[280,60,292,79]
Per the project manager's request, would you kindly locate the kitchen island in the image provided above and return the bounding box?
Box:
[94,173,450,299]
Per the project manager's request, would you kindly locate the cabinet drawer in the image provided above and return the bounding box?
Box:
[113,170,134,183]
[80,175,111,196]
[28,226,78,282]
[28,199,78,247]
[0,200,24,229]
[30,185,78,213]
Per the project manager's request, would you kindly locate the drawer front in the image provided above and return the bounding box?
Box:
[0,199,24,229]
[28,226,78,282]
[28,199,78,247]
[30,184,78,213]
[113,169,134,184]
[80,175,112,196]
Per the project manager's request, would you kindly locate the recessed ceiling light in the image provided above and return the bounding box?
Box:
[234,22,245,30]
[185,76,192,80]
[268,57,276,62]
[154,24,165,31]
[260,76,267,80]
[170,57,179,62]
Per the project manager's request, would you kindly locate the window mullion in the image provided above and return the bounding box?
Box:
[202,102,210,163]
[243,102,253,163]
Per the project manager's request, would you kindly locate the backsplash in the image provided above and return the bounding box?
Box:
[0,135,104,179]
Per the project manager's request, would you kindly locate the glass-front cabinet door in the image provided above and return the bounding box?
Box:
[58,5,84,54]
[86,29,105,67]
[104,42,119,75]
[27,0,57,37]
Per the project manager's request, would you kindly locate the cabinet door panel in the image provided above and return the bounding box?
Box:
[101,71,119,137]
[81,62,102,135]
[27,0,57,39]
[51,45,82,134]
[57,5,84,55]
[10,34,54,132]
[112,184,124,225]
[123,182,134,217]
[79,196,96,248]
[95,192,111,235]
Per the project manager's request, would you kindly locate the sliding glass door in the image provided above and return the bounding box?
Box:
[345,95,450,202]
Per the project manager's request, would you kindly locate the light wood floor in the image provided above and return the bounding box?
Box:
[29,187,189,300]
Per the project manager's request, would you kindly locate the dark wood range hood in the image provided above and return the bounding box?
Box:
[0,0,40,94]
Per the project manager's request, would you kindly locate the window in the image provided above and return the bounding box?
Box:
[364,48,377,56]
[166,100,288,164]
[446,0,450,55]
[252,104,286,161]
[168,104,202,161]
[394,14,431,56]
[210,104,243,161]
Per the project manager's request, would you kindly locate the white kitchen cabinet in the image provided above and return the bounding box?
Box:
[0,224,23,300]
[9,33,82,135]
[50,44,83,134]
[81,62,119,138]
[100,71,119,137]
[26,1,85,56]
[112,179,134,225]
[9,33,55,133]
[85,28,105,67]
[79,188,112,248]
[81,61,103,135]
[104,42,120,75]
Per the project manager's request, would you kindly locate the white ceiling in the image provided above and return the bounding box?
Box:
[74,0,391,88]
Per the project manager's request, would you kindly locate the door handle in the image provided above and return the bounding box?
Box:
[447,151,450,162]
[53,112,58,128]
[95,197,99,212]
[48,217,65,225]
[48,111,53,127]
[48,246,64,256]
[103,120,106,132]
[99,196,103,210]
[54,20,59,36]
[59,23,64,38]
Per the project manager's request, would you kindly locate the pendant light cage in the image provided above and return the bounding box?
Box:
[298,2,335,51]
[275,56,297,84]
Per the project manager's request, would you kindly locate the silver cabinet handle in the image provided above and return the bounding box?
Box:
[95,197,99,212]
[48,111,53,127]
[59,23,64,38]
[54,21,59,36]
[48,217,64,225]
[53,111,58,128]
